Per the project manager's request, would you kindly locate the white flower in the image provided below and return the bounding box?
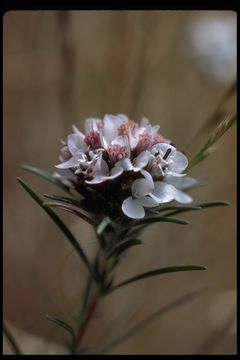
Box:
[122,169,193,219]
[115,150,151,172]
[56,125,87,169]
[122,170,159,219]
[85,154,123,185]
[147,143,188,178]
[55,114,195,219]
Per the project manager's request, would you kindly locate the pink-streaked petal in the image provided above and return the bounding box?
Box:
[150,182,176,203]
[174,189,193,204]
[138,196,159,208]
[115,158,133,171]
[133,151,151,171]
[68,134,86,154]
[122,197,145,219]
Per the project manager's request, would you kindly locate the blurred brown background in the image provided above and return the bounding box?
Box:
[3,10,236,355]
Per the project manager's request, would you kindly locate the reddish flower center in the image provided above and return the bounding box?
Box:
[107,144,129,163]
[85,131,101,149]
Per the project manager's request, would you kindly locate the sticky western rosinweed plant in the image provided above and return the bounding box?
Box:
[8,113,236,354]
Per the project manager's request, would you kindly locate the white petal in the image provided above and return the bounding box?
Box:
[138,196,159,207]
[129,127,139,149]
[140,117,149,127]
[68,134,86,154]
[115,158,133,171]
[150,182,176,203]
[133,151,151,171]
[111,135,130,149]
[93,157,109,176]
[99,132,108,149]
[153,143,176,157]
[140,169,154,187]
[132,177,154,198]
[55,153,80,169]
[167,171,187,177]
[109,166,123,178]
[117,113,128,122]
[72,124,85,138]
[103,115,121,143]
[165,175,198,190]
[122,197,145,219]
[54,168,76,180]
[149,124,160,136]
[85,175,107,184]
[84,118,101,133]
[170,151,188,173]
[174,189,193,204]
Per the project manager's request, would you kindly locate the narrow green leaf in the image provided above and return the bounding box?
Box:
[165,200,230,217]
[78,274,94,322]
[17,178,95,280]
[46,315,76,343]
[98,287,207,354]
[185,82,236,150]
[156,205,202,213]
[108,265,207,293]
[44,193,84,209]
[97,217,112,236]
[3,322,22,355]
[134,216,189,226]
[21,164,70,193]
[43,201,95,225]
[196,200,230,208]
[107,238,142,258]
[187,114,237,170]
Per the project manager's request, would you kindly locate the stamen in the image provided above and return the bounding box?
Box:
[163,148,171,160]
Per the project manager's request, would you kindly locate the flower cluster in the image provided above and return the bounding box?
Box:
[56,114,195,219]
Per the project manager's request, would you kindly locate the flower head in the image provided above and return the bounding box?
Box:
[56,114,194,219]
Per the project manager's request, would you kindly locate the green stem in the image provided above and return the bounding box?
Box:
[72,289,100,353]
[3,322,22,355]
[71,246,105,354]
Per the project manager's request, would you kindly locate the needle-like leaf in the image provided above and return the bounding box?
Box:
[46,315,76,344]
[107,238,142,258]
[97,217,112,236]
[3,322,22,355]
[43,201,95,225]
[17,177,95,280]
[44,193,84,208]
[134,216,189,226]
[187,114,236,170]
[21,164,71,193]
[108,265,206,293]
[97,287,207,354]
